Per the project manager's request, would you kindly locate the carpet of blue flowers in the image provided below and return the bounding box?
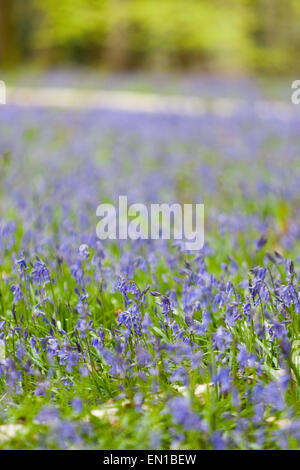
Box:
[0,85,300,449]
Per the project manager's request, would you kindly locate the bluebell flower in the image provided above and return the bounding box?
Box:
[213,367,232,394]
[35,406,60,425]
[34,380,50,397]
[15,257,27,274]
[168,396,206,432]
[10,284,23,302]
[32,258,50,285]
[211,431,226,450]
[71,397,83,413]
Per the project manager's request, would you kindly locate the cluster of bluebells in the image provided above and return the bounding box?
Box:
[0,82,300,449]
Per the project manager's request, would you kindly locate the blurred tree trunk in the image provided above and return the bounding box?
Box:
[104,0,130,70]
[251,0,295,72]
[253,0,293,46]
[0,0,19,65]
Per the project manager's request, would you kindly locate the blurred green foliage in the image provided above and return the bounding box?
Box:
[0,0,300,74]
